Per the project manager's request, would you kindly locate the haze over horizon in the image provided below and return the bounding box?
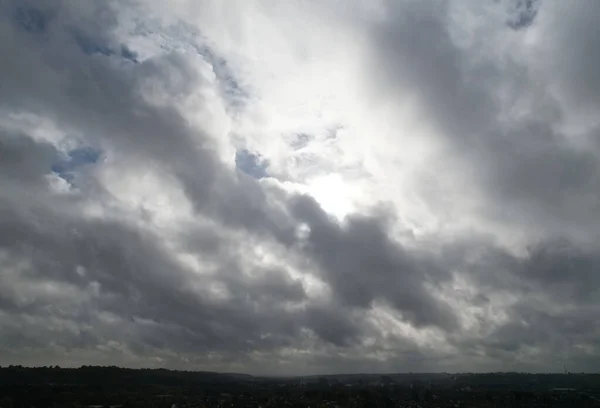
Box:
[2,0,600,376]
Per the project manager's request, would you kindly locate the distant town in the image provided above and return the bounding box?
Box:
[1,366,599,407]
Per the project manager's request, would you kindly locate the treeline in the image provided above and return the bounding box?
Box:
[453,372,600,392]
[0,365,253,386]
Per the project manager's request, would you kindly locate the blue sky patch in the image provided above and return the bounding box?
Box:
[52,147,101,183]
[235,149,269,179]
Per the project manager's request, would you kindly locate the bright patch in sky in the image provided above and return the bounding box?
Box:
[305,174,356,220]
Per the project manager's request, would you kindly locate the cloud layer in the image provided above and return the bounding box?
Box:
[1,0,600,375]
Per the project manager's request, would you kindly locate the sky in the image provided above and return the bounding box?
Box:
[1,0,600,375]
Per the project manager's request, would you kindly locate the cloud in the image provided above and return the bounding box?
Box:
[14,5,48,34]
[290,195,457,331]
[504,0,541,30]
[1,0,600,375]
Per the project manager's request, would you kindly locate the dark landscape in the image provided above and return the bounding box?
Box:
[1,366,600,407]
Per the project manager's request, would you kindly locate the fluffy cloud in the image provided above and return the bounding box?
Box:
[1,0,600,375]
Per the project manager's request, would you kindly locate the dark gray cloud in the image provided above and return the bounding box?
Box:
[541,2,600,113]
[0,133,58,186]
[368,0,600,239]
[0,0,383,373]
[505,0,541,30]
[358,0,600,372]
[0,0,296,370]
[1,0,600,375]
[444,237,600,372]
[290,195,457,331]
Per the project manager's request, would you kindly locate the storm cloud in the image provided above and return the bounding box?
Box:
[1,0,600,375]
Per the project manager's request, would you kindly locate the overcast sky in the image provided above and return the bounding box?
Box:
[1,0,600,375]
